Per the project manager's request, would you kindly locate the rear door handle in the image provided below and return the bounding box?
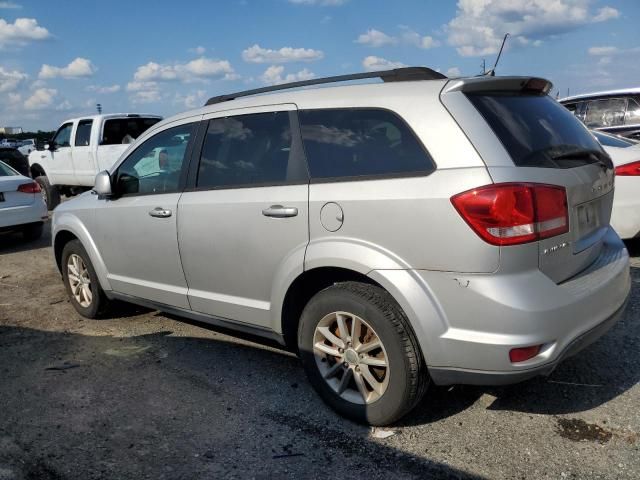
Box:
[149,207,172,218]
[262,205,298,218]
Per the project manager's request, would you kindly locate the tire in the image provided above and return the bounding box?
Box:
[35,175,60,210]
[298,281,428,426]
[22,222,43,241]
[61,239,111,318]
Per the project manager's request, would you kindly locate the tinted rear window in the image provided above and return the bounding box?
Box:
[0,161,17,176]
[298,108,434,180]
[0,148,24,160]
[592,130,636,148]
[101,117,161,145]
[469,93,606,168]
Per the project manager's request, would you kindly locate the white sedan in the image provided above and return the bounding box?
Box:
[593,131,640,239]
[0,160,48,240]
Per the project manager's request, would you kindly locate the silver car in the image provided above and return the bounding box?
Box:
[52,68,631,425]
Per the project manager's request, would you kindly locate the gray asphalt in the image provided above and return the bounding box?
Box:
[0,220,638,479]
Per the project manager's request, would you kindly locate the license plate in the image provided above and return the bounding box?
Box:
[0,192,4,202]
[576,201,600,237]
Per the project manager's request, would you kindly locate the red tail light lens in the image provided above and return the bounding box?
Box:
[17,181,42,194]
[615,160,640,176]
[509,345,542,363]
[451,183,568,246]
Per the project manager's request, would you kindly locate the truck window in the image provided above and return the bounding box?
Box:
[101,117,161,146]
[75,120,93,147]
[53,123,73,147]
[584,98,627,128]
[625,98,640,126]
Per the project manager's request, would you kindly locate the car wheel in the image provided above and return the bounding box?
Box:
[298,281,428,426]
[61,240,111,318]
[22,222,43,241]
[35,175,60,210]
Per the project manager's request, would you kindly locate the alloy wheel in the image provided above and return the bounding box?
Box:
[313,311,389,405]
[67,254,92,308]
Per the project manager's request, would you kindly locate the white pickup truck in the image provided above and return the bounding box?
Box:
[29,113,162,209]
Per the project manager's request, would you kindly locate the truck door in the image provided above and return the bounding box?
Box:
[71,119,97,186]
[47,122,75,185]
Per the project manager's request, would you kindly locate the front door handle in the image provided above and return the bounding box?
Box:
[149,207,172,218]
[262,205,298,218]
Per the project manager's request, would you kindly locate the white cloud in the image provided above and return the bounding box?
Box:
[189,46,206,55]
[288,0,348,5]
[24,87,56,110]
[355,29,397,47]
[0,17,50,48]
[362,56,407,72]
[86,84,121,94]
[131,90,162,104]
[126,80,157,91]
[446,67,462,77]
[260,65,315,85]
[400,28,440,49]
[39,57,96,79]
[588,46,618,56]
[0,66,27,92]
[55,99,72,111]
[447,0,621,57]
[132,57,234,83]
[175,89,207,109]
[242,44,324,64]
[0,2,21,8]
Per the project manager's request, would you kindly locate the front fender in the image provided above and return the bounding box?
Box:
[53,211,112,292]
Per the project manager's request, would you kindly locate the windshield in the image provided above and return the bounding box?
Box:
[592,130,636,148]
[0,161,18,176]
[468,93,606,168]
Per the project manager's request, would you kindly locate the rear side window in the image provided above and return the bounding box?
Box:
[197,111,304,189]
[298,108,434,180]
[468,93,606,168]
[584,98,626,128]
[74,120,93,146]
[101,117,161,145]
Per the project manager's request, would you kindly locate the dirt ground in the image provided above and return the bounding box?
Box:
[1,219,639,480]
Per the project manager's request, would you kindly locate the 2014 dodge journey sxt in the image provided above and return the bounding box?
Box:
[52,67,631,425]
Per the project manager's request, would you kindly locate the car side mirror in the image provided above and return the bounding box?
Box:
[94,170,113,197]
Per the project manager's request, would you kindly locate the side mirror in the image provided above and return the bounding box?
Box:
[47,142,57,151]
[94,171,113,197]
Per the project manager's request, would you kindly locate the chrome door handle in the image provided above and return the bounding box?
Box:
[262,205,298,218]
[149,207,172,218]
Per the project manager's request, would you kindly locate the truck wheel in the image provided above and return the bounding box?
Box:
[298,282,429,426]
[61,240,111,318]
[35,175,61,210]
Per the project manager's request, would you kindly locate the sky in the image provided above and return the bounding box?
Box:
[0,0,638,131]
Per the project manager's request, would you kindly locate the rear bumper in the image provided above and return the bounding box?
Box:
[409,227,630,385]
[428,298,628,385]
[0,203,48,229]
[611,178,640,239]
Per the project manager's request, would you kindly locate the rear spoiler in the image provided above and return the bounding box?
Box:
[442,76,553,95]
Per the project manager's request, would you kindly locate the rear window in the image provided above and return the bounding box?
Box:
[101,117,161,145]
[592,130,636,148]
[75,119,93,146]
[0,161,17,176]
[469,93,607,168]
[0,148,24,161]
[298,108,435,180]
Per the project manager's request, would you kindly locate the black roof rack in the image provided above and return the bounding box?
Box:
[204,67,447,106]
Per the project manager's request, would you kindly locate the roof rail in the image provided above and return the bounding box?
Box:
[204,67,447,106]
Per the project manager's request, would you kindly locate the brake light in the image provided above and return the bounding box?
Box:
[17,181,41,194]
[615,160,640,176]
[509,345,542,363]
[451,183,568,246]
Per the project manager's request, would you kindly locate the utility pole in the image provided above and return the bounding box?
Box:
[481,59,486,75]
[96,103,102,114]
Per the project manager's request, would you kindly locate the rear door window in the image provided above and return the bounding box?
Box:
[468,93,608,168]
[101,117,162,145]
[584,98,627,128]
[197,111,305,189]
[298,108,434,180]
[74,120,93,146]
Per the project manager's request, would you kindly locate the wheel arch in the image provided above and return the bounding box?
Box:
[30,162,46,179]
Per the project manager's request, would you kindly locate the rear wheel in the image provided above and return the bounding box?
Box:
[298,282,428,425]
[22,222,43,241]
[35,175,60,210]
[61,240,111,318]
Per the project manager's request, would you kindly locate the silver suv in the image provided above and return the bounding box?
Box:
[52,68,631,425]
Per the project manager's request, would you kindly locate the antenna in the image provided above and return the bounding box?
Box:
[485,33,510,76]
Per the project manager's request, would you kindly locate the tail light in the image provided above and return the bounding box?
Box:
[17,181,42,194]
[615,160,640,176]
[509,345,542,363]
[451,183,568,246]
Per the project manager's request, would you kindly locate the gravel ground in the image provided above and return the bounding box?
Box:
[0,219,639,480]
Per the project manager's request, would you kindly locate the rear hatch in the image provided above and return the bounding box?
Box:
[443,77,615,283]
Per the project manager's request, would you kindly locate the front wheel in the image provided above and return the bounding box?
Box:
[35,175,60,210]
[61,240,111,318]
[298,282,428,425]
